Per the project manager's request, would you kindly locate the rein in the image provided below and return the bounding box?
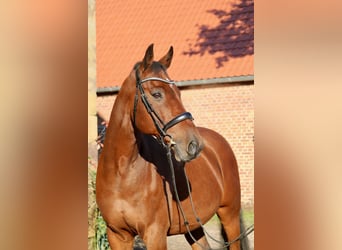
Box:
[133,68,254,249]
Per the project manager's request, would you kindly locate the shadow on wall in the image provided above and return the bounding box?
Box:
[183,0,254,68]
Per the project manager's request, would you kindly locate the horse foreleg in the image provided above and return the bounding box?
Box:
[184,227,211,250]
[217,208,241,250]
[141,223,168,250]
[106,226,134,250]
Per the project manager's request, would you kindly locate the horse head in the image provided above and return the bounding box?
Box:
[131,44,203,162]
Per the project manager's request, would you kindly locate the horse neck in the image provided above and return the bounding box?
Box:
[101,81,139,171]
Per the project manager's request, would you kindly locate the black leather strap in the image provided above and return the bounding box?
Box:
[163,112,193,132]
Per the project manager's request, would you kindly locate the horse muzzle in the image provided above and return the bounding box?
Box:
[187,140,201,158]
[172,136,203,162]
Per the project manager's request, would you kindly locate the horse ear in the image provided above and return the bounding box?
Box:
[158,46,173,69]
[141,43,154,71]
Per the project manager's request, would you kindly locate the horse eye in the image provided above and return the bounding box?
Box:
[151,91,162,99]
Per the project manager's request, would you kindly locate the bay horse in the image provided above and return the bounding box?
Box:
[96,44,248,250]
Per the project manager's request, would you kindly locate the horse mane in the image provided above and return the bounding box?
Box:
[133,62,141,71]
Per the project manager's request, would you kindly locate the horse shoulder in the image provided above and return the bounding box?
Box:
[197,126,239,181]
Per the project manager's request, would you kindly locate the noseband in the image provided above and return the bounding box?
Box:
[133,68,194,143]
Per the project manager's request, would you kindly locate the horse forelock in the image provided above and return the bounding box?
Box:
[133,61,169,78]
[151,61,168,73]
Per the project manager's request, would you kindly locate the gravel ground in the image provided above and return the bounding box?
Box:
[133,222,254,250]
[166,222,254,250]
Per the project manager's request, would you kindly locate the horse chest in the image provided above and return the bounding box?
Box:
[109,166,168,220]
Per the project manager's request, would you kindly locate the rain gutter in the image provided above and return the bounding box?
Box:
[96,75,254,95]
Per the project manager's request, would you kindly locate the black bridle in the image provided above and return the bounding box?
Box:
[133,68,194,142]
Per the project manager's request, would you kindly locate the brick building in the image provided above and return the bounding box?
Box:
[95,0,254,207]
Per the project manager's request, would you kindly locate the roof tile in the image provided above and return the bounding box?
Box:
[97,0,254,88]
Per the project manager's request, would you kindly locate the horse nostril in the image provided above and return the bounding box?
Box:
[187,140,198,157]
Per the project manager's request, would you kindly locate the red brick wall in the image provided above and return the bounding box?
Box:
[180,83,254,207]
[96,82,254,207]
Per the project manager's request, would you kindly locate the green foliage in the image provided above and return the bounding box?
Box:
[88,160,110,250]
[96,213,110,250]
[241,208,254,227]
